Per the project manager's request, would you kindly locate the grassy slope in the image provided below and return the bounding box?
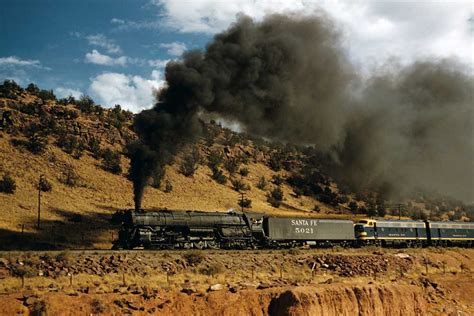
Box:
[1,92,344,248]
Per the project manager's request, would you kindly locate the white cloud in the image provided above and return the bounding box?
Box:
[89,71,165,112]
[159,42,187,56]
[0,56,48,69]
[86,34,122,54]
[148,59,170,68]
[85,50,128,66]
[111,18,125,25]
[55,87,82,99]
[152,0,473,69]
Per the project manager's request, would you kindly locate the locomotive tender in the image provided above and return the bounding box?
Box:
[113,209,474,249]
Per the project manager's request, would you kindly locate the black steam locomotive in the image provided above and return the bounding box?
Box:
[112,209,474,249]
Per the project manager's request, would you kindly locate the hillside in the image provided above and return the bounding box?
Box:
[0,80,472,249]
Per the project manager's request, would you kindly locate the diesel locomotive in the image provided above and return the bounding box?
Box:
[113,209,474,249]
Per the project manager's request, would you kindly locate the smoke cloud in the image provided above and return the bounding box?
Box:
[129,13,473,209]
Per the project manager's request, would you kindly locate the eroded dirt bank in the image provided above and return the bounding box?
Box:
[0,248,472,315]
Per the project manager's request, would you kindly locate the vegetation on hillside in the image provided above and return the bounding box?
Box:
[1,80,473,222]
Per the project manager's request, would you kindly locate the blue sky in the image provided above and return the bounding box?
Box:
[1,0,472,112]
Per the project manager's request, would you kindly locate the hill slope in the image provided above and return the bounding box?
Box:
[0,81,471,249]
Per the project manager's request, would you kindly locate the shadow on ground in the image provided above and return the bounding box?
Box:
[0,207,119,250]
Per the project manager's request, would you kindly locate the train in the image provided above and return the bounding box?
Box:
[112,209,474,249]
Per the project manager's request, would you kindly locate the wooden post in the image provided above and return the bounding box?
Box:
[251,266,255,280]
[69,274,73,286]
[122,273,126,286]
[166,272,170,285]
[442,261,446,274]
[21,275,24,288]
[279,263,283,279]
[37,175,44,229]
[311,262,317,278]
[424,258,429,275]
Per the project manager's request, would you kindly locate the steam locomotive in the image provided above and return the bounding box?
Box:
[112,209,474,249]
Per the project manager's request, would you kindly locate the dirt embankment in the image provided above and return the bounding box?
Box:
[268,284,427,316]
[0,248,472,315]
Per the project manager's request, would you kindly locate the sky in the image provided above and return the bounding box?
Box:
[1,0,472,112]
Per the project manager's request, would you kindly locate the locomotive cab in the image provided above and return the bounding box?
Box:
[354,219,376,240]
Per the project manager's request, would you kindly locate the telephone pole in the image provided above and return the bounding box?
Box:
[37,174,44,229]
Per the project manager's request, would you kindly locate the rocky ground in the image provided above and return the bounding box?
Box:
[0,248,472,315]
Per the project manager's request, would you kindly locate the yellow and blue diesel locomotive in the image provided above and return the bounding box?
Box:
[355,219,474,247]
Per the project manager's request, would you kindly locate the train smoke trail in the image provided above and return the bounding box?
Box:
[129,13,473,209]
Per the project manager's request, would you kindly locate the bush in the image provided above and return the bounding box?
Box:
[55,251,70,263]
[38,177,52,192]
[207,149,224,169]
[0,79,23,98]
[101,148,122,174]
[238,197,252,209]
[256,176,267,191]
[37,89,56,101]
[76,95,95,113]
[26,83,40,95]
[56,133,80,155]
[211,167,227,185]
[61,165,79,186]
[183,251,205,266]
[272,175,284,186]
[30,299,48,316]
[239,167,249,177]
[87,137,101,158]
[26,134,48,154]
[224,157,240,175]
[199,263,225,276]
[91,299,106,314]
[179,150,200,177]
[267,187,283,208]
[313,205,321,212]
[0,174,16,194]
[348,201,358,214]
[231,178,248,192]
[164,180,173,193]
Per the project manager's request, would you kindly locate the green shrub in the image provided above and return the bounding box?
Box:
[91,298,106,314]
[211,167,227,185]
[101,148,122,174]
[0,174,16,194]
[179,152,200,177]
[0,79,23,98]
[239,167,249,177]
[76,95,95,113]
[207,149,224,169]
[231,178,247,192]
[164,180,173,193]
[26,134,48,155]
[348,201,358,214]
[61,165,79,187]
[272,175,284,185]
[267,187,283,208]
[199,263,224,276]
[183,251,205,266]
[256,176,267,190]
[224,157,239,175]
[238,197,252,209]
[87,137,101,158]
[30,299,48,316]
[38,177,52,192]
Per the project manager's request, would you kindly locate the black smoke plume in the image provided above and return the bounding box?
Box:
[129,13,473,209]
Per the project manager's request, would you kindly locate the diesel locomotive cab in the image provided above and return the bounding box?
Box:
[354,219,376,240]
